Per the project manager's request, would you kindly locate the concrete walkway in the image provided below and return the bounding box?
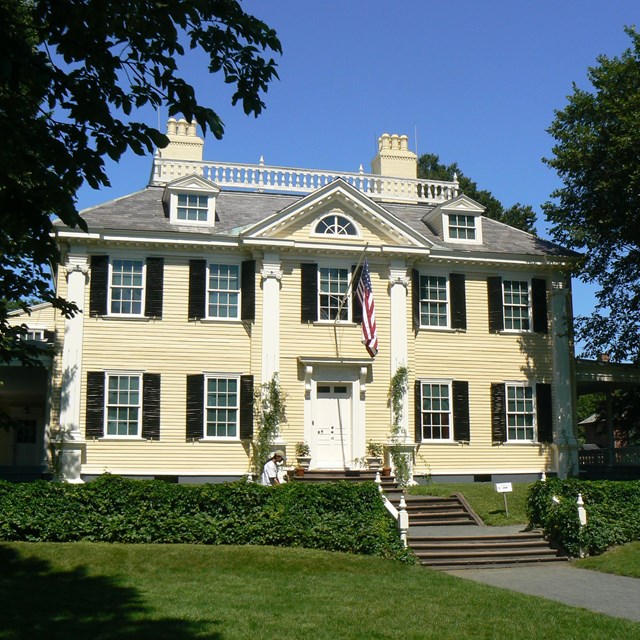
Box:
[447,563,640,622]
[409,524,640,622]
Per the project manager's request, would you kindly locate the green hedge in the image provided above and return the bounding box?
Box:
[0,475,411,561]
[527,478,640,556]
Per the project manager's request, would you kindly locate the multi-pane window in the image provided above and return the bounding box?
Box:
[110,259,144,315]
[420,275,448,327]
[448,214,476,240]
[419,382,452,440]
[506,384,535,441]
[106,374,141,436]
[177,194,208,222]
[314,214,357,236]
[22,329,45,342]
[208,264,240,319]
[503,280,530,331]
[319,267,349,321]
[206,377,238,438]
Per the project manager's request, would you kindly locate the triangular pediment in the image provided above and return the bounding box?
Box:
[422,194,485,223]
[243,179,433,248]
[162,174,220,203]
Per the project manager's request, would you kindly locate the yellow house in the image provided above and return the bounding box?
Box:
[6,120,581,483]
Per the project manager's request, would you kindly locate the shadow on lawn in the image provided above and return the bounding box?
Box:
[0,546,221,640]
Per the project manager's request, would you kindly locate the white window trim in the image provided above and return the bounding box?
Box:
[443,212,483,244]
[418,379,454,443]
[501,278,533,334]
[206,261,242,321]
[311,212,361,238]
[316,262,352,324]
[504,381,537,444]
[168,190,216,226]
[103,371,143,439]
[107,258,146,318]
[21,327,46,341]
[418,272,451,330]
[202,373,241,441]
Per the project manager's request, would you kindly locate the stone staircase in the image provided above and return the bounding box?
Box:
[386,492,481,526]
[408,530,568,570]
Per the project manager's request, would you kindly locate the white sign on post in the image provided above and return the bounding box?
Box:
[495,482,513,516]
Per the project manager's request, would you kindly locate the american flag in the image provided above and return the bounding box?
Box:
[356,259,378,358]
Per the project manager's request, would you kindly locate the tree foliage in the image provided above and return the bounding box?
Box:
[417,153,537,233]
[544,27,640,362]
[0,0,281,365]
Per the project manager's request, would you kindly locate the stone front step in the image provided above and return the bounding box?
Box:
[288,468,397,488]
[409,531,568,570]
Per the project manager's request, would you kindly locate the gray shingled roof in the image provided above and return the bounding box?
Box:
[64,185,575,258]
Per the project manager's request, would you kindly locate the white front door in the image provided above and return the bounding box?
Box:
[315,384,352,469]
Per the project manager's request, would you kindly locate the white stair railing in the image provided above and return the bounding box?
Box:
[375,471,409,547]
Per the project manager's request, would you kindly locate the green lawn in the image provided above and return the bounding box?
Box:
[575,541,640,578]
[2,542,638,640]
[409,482,531,526]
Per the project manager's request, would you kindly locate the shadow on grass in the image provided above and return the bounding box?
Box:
[0,545,220,640]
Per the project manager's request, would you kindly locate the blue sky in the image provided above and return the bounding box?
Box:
[76,0,639,335]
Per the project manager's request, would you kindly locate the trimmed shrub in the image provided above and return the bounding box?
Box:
[0,476,412,561]
[527,478,640,556]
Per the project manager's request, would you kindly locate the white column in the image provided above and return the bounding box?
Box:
[550,276,579,478]
[260,253,282,383]
[55,253,89,483]
[388,260,410,436]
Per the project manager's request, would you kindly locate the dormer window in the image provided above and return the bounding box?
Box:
[448,214,476,241]
[314,214,358,237]
[177,194,209,222]
[163,175,220,227]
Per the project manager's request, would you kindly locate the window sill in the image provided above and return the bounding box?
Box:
[190,318,243,324]
[313,320,357,327]
[96,315,156,322]
[417,327,466,333]
[97,437,147,441]
[198,438,241,443]
[419,441,461,446]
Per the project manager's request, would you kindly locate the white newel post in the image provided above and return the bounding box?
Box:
[550,276,579,479]
[388,261,415,484]
[55,254,89,483]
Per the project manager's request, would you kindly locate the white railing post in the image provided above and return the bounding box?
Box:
[577,492,587,558]
[398,494,409,548]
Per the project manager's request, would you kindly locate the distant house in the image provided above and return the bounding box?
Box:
[1,121,582,483]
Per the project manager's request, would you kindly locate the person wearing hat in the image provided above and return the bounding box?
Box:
[260,450,285,486]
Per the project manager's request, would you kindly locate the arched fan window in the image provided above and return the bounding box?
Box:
[314,214,358,236]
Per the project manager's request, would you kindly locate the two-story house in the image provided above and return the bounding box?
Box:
[6,120,581,483]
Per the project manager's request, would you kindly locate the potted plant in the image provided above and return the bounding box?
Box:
[295,441,311,471]
[365,440,383,470]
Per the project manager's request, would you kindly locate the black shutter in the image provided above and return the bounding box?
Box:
[532,278,549,334]
[145,258,164,318]
[414,380,423,442]
[186,374,204,441]
[487,277,504,333]
[89,255,108,317]
[450,273,467,330]
[536,383,553,443]
[142,373,161,441]
[240,375,254,439]
[491,383,507,444]
[412,269,420,330]
[44,330,55,344]
[188,260,206,320]
[452,380,470,442]
[300,263,318,323]
[86,371,105,439]
[241,260,256,322]
[352,265,363,324]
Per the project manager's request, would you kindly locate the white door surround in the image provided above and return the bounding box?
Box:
[300,357,370,470]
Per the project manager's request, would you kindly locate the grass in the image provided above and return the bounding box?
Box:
[2,542,638,640]
[408,482,531,526]
[575,542,640,578]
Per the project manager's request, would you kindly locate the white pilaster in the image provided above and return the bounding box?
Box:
[56,253,89,483]
[260,253,283,383]
[550,276,579,478]
[389,261,410,436]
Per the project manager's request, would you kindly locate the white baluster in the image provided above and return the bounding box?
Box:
[398,494,409,547]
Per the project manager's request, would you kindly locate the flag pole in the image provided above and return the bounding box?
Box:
[332,243,369,357]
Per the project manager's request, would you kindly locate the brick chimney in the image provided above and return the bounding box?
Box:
[157,118,204,162]
[370,133,417,179]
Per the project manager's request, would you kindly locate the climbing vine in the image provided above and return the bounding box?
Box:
[251,374,287,476]
[388,365,411,487]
